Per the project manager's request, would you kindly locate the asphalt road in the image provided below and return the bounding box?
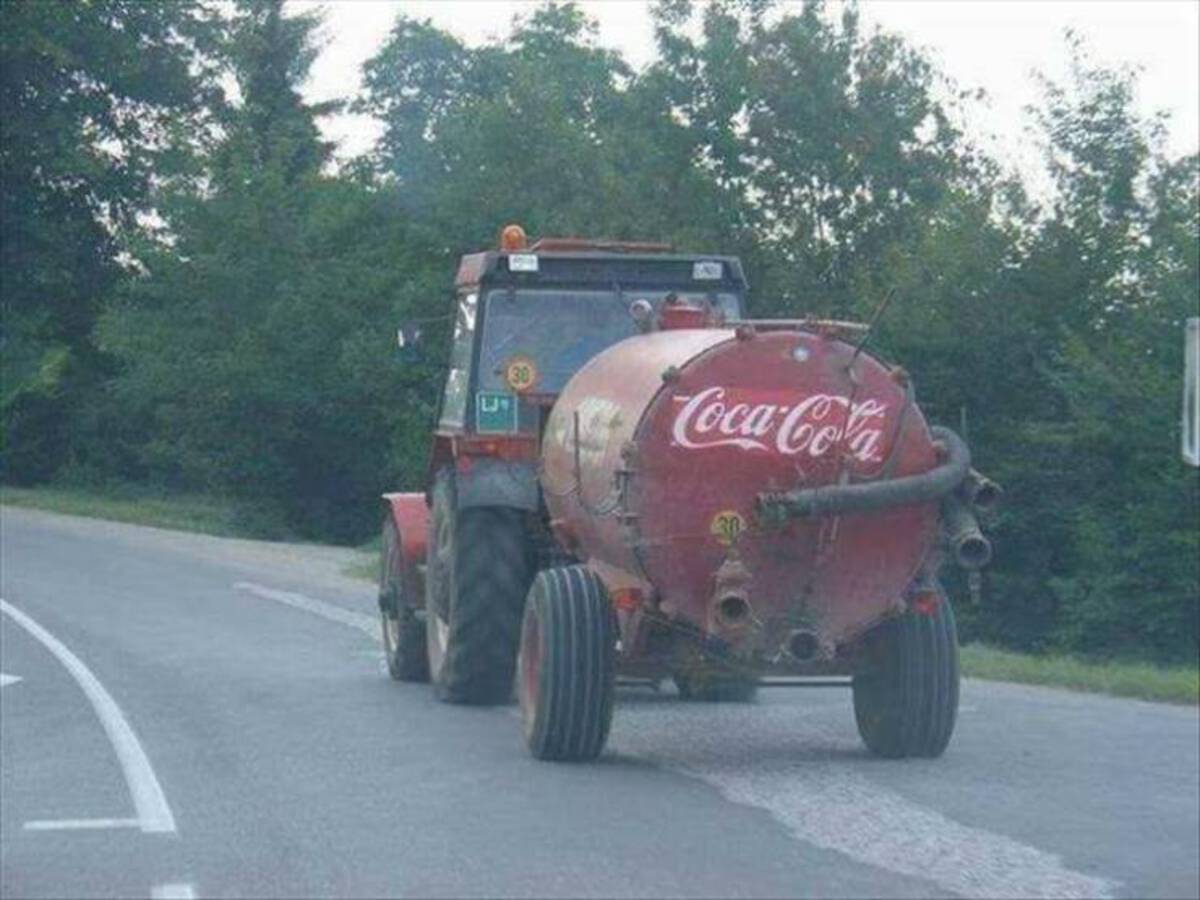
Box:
[1,505,1197,900]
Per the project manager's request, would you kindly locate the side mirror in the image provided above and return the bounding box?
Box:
[396,322,424,363]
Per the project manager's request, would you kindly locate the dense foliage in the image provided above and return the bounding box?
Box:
[2,0,1196,661]
[1,0,221,480]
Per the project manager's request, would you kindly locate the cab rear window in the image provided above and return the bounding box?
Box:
[477,289,742,396]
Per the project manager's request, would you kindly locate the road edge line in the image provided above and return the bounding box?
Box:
[151,883,197,899]
[0,598,177,834]
[24,818,141,831]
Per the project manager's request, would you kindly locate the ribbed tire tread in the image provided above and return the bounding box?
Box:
[521,566,616,762]
[437,506,534,705]
[852,592,959,758]
[381,518,429,682]
[387,610,430,682]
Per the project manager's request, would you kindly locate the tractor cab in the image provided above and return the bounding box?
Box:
[431,226,749,467]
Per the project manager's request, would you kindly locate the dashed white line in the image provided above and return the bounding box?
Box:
[23,817,140,831]
[233,581,377,640]
[0,599,177,834]
[151,883,196,899]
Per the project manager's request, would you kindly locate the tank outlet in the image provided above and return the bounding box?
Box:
[715,594,751,627]
[787,629,821,661]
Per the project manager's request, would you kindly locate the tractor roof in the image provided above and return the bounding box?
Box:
[454,248,749,294]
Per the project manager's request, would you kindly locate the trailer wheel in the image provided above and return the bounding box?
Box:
[852,588,959,758]
[425,471,535,705]
[673,672,758,703]
[518,566,616,761]
[379,517,428,682]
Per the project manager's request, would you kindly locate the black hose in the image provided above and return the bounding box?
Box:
[756,426,971,521]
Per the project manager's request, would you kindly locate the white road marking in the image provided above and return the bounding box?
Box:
[1,671,23,687]
[612,702,1118,900]
[0,599,177,834]
[233,581,377,640]
[24,818,140,831]
[151,883,196,899]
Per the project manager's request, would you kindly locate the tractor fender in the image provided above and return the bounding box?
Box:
[455,458,539,512]
[382,491,430,577]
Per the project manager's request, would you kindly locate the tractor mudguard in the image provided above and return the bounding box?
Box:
[455,458,539,512]
[382,492,430,572]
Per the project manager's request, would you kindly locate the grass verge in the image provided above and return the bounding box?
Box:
[1,484,274,540]
[960,643,1198,705]
[343,535,381,583]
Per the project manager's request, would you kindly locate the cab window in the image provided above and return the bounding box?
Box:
[438,292,477,428]
[477,288,742,396]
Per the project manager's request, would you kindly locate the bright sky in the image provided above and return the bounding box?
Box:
[294,0,1200,184]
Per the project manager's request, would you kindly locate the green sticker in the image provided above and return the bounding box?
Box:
[476,391,517,433]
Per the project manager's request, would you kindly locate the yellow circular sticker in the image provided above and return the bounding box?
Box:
[710,509,746,546]
[504,355,539,392]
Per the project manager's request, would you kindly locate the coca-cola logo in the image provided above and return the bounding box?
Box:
[670,387,888,462]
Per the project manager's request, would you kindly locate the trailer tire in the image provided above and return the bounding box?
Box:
[518,566,616,762]
[852,589,959,759]
[426,471,535,705]
[379,516,429,682]
[673,672,758,703]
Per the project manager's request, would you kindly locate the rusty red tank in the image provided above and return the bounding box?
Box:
[540,323,940,661]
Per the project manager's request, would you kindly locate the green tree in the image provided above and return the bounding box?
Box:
[1,0,221,481]
[357,2,736,254]
[947,38,1199,659]
[100,0,432,540]
[9,0,1193,661]
[649,0,985,318]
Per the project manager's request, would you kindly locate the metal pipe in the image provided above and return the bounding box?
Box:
[959,467,1002,511]
[941,493,993,569]
[756,426,972,522]
[715,595,751,627]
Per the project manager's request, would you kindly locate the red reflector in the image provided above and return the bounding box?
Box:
[911,591,941,616]
[612,588,642,612]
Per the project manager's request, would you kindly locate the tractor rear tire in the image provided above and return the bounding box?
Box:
[379,517,429,682]
[518,566,616,762]
[852,589,959,759]
[673,672,758,703]
[425,471,535,705]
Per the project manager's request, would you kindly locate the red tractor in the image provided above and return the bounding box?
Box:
[379,226,997,762]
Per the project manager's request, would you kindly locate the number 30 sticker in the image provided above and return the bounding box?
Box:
[710,509,746,546]
[504,355,539,392]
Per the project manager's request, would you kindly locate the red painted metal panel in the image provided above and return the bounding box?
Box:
[382,492,430,565]
[541,329,730,581]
